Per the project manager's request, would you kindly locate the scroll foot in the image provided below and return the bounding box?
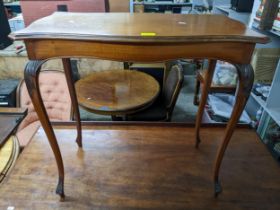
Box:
[214,180,222,198]
[56,177,65,201]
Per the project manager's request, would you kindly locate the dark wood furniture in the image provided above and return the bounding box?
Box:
[0,124,279,209]
[10,12,269,199]
[75,69,160,116]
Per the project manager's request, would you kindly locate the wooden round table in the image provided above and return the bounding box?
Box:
[75,69,160,115]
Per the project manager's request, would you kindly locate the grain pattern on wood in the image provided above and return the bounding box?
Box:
[0,126,279,210]
[11,13,268,44]
[24,40,256,64]
[75,70,160,115]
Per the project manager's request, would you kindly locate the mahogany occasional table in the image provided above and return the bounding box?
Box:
[10,12,269,200]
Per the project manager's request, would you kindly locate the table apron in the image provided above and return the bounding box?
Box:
[25,40,255,64]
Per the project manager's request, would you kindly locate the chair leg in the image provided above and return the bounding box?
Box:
[24,60,65,201]
[213,64,254,197]
[193,76,201,106]
[62,58,82,148]
[195,60,217,148]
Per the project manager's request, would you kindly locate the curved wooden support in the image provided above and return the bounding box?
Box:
[195,60,217,148]
[62,58,82,147]
[213,64,254,197]
[24,60,65,200]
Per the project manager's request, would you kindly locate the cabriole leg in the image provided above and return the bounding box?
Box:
[62,58,82,147]
[24,60,65,201]
[213,64,254,197]
[195,59,217,148]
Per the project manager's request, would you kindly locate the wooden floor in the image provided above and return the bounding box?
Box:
[0,125,279,210]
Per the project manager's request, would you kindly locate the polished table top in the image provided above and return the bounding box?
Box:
[11,12,268,44]
[75,70,160,115]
